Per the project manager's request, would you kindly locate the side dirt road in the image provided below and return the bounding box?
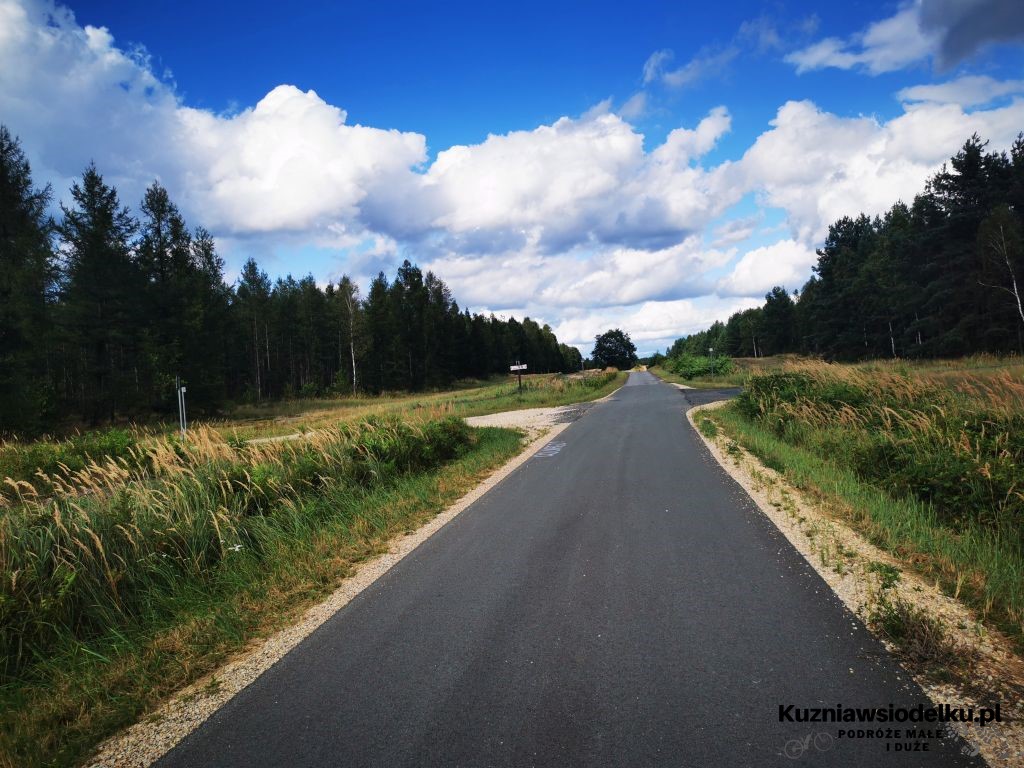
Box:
[464,401,599,437]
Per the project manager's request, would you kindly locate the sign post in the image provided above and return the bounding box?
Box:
[509,362,528,394]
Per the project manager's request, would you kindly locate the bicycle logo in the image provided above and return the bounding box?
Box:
[784,732,835,759]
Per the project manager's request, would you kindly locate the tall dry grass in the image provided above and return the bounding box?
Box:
[0,416,472,678]
[738,361,1024,529]
[729,360,1024,640]
[215,370,623,440]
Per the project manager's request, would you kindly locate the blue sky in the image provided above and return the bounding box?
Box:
[3,0,1024,353]
[64,1,969,152]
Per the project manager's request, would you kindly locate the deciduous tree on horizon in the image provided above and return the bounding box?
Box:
[592,328,637,370]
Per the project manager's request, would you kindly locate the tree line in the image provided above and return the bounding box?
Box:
[0,126,583,436]
[666,132,1024,361]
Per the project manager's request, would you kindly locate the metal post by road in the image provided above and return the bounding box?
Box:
[176,376,187,437]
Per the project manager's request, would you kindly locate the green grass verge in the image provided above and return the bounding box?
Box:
[0,372,625,495]
[0,426,523,768]
[708,402,1024,651]
[218,370,626,440]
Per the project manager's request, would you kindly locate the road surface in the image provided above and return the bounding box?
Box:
[158,371,981,767]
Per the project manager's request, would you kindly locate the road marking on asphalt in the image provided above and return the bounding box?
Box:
[535,440,567,457]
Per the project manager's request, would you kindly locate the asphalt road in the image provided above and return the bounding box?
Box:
[158,372,983,767]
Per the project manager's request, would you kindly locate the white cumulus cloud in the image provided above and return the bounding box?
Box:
[728,97,1024,244]
[716,240,818,297]
[786,4,937,75]
[4,0,1024,353]
[178,86,426,235]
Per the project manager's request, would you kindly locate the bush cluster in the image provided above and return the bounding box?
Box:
[662,353,735,380]
[0,429,139,491]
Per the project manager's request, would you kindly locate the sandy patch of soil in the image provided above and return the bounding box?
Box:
[465,404,583,438]
[464,385,620,438]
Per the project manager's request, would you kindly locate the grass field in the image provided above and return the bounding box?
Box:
[654,353,1024,390]
[215,370,625,441]
[651,365,747,389]
[0,418,526,768]
[698,357,1024,650]
[650,355,793,388]
[0,371,625,501]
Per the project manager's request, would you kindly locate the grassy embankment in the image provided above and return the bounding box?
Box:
[0,417,520,768]
[692,358,1024,652]
[218,370,625,441]
[651,354,798,388]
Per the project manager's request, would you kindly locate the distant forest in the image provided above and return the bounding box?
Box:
[666,132,1024,362]
[0,126,583,435]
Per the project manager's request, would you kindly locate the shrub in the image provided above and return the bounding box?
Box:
[664,353,735,380]
[868,592,968,671]
[0,428,140,499]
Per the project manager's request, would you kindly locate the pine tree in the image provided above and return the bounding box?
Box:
[234,258,272,401]
[760,287,796,355]
[391,261,427,389]
[0,126,56,434]
[186,227,231,409]
[57,164,142,423]
[363,272,395,392]
[136,181,195,407]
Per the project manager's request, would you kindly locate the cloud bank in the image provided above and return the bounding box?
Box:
[2,0,1023,352]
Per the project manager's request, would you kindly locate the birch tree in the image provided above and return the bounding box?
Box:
[977,204,1024,328]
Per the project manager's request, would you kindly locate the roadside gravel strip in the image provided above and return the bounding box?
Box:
[688,400,1024,767]
[86,423,570,768]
